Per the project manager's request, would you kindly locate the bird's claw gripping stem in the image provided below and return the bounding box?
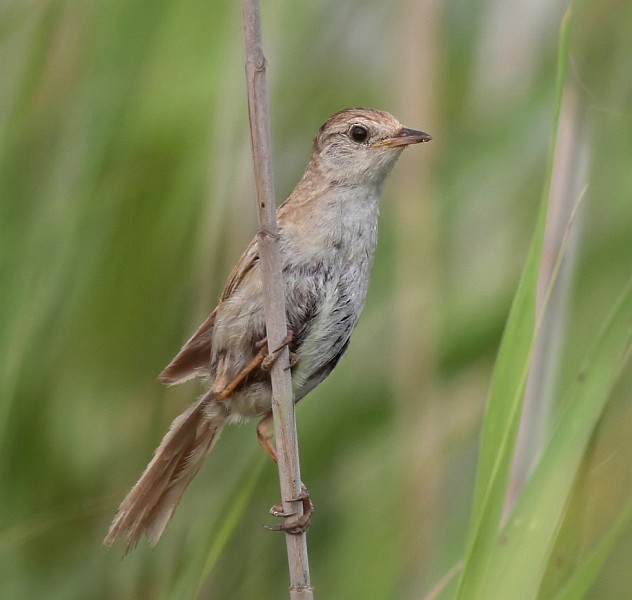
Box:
[261,331,294,371]
[265,484,313,535]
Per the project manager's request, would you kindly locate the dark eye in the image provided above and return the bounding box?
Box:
[349,125,369,143]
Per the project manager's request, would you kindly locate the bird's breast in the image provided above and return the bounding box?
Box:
[281,208,379,398]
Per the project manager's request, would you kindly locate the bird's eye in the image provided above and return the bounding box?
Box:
[349,125,369,143]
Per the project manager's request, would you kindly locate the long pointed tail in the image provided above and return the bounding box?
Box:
[104,398,223,553]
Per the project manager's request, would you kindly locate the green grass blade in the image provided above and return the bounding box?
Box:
[455,8,575,599]
[454,210,542,598]
[477,277,632,598]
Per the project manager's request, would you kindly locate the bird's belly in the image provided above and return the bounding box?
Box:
[212,257,372,422]
[288,272,367,401]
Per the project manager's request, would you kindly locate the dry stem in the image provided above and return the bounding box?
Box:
[240,1,313,598]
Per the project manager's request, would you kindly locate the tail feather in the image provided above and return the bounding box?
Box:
[104,398,223,553]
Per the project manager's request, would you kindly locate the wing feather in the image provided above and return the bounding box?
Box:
[159,240,260,385]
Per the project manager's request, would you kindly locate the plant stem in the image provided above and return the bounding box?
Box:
[240,1,313,598]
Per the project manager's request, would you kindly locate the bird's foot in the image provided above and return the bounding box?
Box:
[265,484,313,535]
[260,331,294,371]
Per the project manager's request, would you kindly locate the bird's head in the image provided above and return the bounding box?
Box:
[311,108,431,186]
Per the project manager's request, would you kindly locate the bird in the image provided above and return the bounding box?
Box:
[104,108,431,552]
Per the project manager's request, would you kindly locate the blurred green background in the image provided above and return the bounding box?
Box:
[1,0,631,598]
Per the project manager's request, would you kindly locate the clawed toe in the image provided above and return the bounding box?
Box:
[260,331,294,371]
[265,485,313,535]
[268,503,287,518]
[265,514,311,535]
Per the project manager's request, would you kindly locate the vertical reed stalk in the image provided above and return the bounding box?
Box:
[241,1,313,597]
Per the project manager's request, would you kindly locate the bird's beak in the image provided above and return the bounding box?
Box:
[373,127,432,148]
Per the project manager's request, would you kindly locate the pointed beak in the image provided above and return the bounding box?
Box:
[373,127,432,148]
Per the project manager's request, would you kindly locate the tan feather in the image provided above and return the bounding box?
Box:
[103,398,223,553]
[159,241,261,386]
[219,239,259,301]
[159,310,217,385]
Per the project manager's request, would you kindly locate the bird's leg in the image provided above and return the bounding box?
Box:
[215,331,294,402]
[218,334,311,534]
[257,411,314,535]
[256,410,278,462]
[215,345,268,402]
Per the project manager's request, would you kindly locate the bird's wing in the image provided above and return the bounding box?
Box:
[219,238,259,301]
[158,239,260,386]
[158,309,218,385]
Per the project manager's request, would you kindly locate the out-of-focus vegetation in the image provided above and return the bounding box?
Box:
[1,1,630,599]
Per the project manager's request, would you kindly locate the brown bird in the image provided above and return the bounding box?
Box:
[104,108,431,552]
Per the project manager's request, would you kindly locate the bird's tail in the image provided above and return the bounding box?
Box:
[103,398,223,553]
